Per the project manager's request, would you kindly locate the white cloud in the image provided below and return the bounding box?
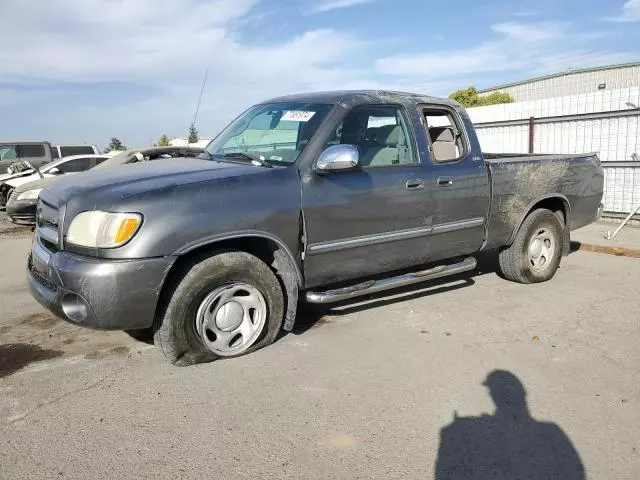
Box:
[310,0,377,13]
[376,21,637,83]
[0,0,372,145]
[607,0,640,22]
[490,21,567,43]
[0,2,637,146]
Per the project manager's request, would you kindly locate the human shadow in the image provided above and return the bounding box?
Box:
[435,370,586,480]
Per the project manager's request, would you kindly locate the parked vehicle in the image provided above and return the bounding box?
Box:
[0,154,108,208]
[0,141,55,172]
[27,91,604,365]
[6,146,203,224]
[51,144,101,159]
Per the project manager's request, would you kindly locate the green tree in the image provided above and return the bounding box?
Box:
[157,134,170,147]
[188,123,199,144]
[449,86,514,108]
[104,137,127,153]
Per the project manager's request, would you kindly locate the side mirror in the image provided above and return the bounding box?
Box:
[48,167,61,175]
[315,144,360,174]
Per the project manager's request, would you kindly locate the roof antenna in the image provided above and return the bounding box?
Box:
[191,69,209,131]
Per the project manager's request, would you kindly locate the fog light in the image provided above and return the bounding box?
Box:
[61,293,89,323]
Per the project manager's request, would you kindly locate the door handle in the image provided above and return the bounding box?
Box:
[405,179,424,190]
[437,176,453,186]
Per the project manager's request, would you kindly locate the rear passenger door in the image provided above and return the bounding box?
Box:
[301,104,436,287]
[420,105,490,260]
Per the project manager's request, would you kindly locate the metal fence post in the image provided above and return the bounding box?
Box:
[528,116,535,154]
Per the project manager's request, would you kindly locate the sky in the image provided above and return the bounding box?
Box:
[1,0,640,149]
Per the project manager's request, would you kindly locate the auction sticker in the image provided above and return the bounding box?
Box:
[281,110,316,122]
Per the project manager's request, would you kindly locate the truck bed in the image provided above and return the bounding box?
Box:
[483,152,604,250]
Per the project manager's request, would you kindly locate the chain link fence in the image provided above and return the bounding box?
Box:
[468,86,640,214]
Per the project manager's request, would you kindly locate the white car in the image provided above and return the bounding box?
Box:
[0,154,109,206]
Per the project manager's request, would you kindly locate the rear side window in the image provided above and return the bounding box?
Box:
[93,157,108,166]
[18,144,46,158]
[423,107,468,163]
[57,157,93,173]
[60,146,95,157]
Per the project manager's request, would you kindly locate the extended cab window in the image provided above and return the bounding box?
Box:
[326,105,417,167]
[423,107,467,163]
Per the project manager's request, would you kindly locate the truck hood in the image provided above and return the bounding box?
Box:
[42,157,273,206]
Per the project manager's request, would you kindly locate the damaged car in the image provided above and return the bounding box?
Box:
[1,154,109,207]
[6,146,204,225]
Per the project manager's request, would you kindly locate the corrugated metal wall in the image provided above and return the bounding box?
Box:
[468,84,640,214]
[481,64,640,102]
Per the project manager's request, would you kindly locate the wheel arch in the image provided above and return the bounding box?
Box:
[508,194,571,256]
[160,232,302,332]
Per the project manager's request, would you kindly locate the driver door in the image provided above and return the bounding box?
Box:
[301,104,435,287]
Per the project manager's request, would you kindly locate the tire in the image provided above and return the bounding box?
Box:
[498,208,564,284]
[153,250,284,366]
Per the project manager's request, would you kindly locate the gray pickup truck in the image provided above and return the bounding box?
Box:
[28,91,604,365]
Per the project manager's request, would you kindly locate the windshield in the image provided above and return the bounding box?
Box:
[205,102,333,165]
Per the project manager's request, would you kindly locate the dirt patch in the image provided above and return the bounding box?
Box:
[571,241,640,259]
[20,313,60,330]
[318,433,359,449]
[497,160,570,231]
[84,346,130,360]
[0,343,64,379]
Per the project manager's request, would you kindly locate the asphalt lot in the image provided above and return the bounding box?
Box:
[0,222,639,479]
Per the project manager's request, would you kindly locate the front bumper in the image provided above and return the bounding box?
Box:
[27,237,176,330]
[7,198,36,225]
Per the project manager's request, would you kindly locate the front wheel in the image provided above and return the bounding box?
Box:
[153,250,284,366]
[498,208,564,284]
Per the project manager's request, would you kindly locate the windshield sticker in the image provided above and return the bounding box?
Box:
[281,110,316,122]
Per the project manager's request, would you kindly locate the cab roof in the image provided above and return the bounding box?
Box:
[263,90,460,109]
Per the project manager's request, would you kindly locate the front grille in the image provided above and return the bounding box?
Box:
[30,265,59,293]
[36,200,60,249]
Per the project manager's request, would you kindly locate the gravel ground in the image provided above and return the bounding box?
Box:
[0,210,32,239]
[0,235,639,479]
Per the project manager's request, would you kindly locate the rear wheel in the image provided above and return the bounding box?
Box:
[498,208,563,284]
[153,250,284,366]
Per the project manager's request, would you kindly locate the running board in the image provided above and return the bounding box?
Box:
[304,257,477,304]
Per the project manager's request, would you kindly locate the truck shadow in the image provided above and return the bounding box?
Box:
[292,244,582,334]
[292,251,500,335]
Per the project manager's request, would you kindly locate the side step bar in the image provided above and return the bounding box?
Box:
[304,257,477,304]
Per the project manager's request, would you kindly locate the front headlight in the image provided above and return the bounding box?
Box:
[67,211,142,248]
[17,188,43,201]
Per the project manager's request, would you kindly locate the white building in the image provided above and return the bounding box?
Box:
[468,63,640,215]
[169,138,213,149]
